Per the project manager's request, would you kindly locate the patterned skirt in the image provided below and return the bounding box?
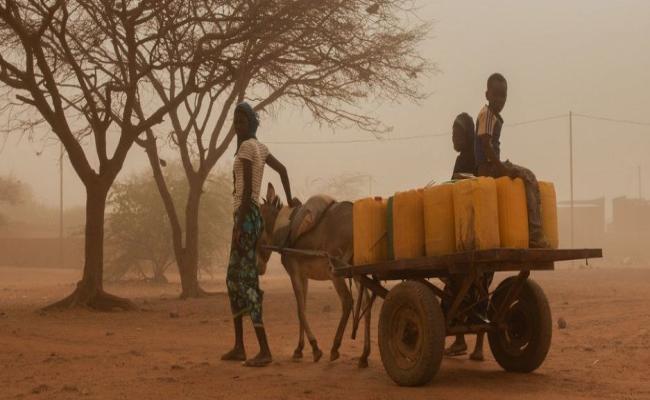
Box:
[226,204,265,326]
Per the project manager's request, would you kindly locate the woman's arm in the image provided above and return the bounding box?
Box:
[266,153,295,206]
[237,159,253,230]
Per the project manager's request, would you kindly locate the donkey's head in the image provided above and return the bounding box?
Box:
[257,183,296,274]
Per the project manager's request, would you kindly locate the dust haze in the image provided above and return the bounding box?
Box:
[1,1,649,399]
[3,0,650,261]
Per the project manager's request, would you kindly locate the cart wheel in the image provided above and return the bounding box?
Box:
[378,280,445,386]
[488,277,552,373]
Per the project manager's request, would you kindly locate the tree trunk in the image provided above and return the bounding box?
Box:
[140,136,216,298]
[44,183,136,311]
[179,183,212,298]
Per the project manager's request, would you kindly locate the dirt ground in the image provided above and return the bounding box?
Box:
[1,260,650,400]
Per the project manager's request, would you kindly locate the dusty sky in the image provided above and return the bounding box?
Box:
[1,0,649,212]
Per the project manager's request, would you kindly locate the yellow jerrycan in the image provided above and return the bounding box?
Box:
[353,197,388,265]
[452,177,500,251]
[538,182,559,249]
[423,183,456,256]
[495,177,529,248]
[391,189,425,260]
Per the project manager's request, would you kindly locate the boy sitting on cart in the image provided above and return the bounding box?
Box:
[475,73,549,248]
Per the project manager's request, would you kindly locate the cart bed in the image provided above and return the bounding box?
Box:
[334,248,602,280]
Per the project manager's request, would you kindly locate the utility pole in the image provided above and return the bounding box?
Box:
[59,142,64,269]
[569,111,575,249]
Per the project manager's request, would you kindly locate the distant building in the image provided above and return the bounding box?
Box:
[557,196,650,263]
[606,197,650,263]
[557,198,605,249]
[610,197,650,233]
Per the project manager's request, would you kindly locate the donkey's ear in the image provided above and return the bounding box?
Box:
[266,182,276,202]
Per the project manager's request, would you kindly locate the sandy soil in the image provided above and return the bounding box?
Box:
[1,261,649,400]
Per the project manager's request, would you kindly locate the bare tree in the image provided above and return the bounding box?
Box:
[105,164,231,283]
[0,0,218,309]
[136,0,432,298]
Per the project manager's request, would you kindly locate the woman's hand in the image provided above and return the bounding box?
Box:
[289,197,302,208]
[233,216,244,244]
[233,224,241,245]
[234,204,248,245]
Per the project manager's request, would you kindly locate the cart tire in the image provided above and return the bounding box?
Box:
[488,277,552,373]
[378,280,445,386]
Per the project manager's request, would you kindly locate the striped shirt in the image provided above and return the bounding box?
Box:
[233,139,270,210]
[474,105,503,165]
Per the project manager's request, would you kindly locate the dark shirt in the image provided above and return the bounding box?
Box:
[452,151,476,178]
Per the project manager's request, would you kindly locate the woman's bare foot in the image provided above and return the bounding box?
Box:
[243,352,272,367]
[221,347,246,361]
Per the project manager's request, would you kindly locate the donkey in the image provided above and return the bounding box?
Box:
[257,183,374,368]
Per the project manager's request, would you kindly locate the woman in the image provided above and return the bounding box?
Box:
[221,101,296,367]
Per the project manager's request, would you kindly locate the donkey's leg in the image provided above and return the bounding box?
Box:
[289,268,322,362]
[292,275,308,360]
[330,277,353,362]
[290,271,305,360]
[359,289,375,369]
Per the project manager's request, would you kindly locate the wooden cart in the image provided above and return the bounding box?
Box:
[332,248,603,387]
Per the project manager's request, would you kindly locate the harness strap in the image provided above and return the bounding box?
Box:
[284,200,337,248]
